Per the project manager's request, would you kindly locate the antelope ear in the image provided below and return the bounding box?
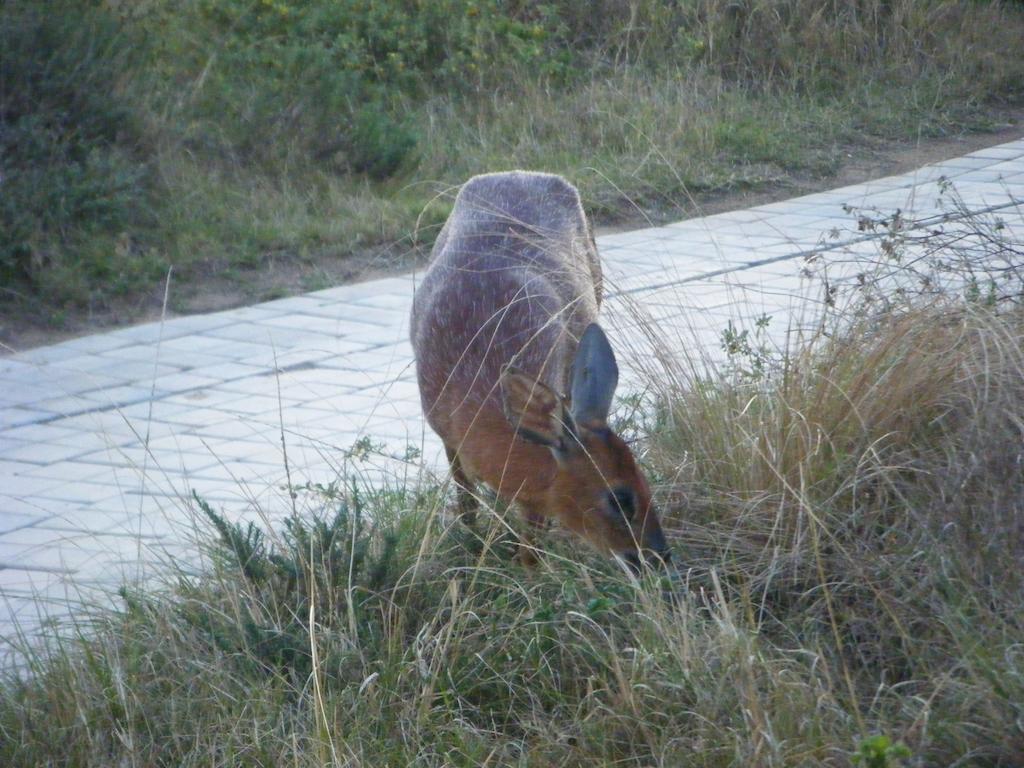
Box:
[569,323,619,427]
[500,367,575,450]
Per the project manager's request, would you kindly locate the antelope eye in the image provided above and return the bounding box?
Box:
[608,487,636,521]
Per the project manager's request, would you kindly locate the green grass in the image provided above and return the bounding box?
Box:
[2,0,1023,327]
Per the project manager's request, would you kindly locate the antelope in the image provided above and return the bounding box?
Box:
[411,171,671,570]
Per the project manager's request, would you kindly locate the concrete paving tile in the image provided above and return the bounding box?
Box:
[963,145,1024,160]
[748,199,833,217]
[0,493,68,517]
[17,460,119,483]
[0,510,50,534]
[78,384,169,409]
[180,416,268,440]
[154,388,253,411]
[167,352,262,377]
[277,365,370,387]
[306,370,394,394]
[334,321,409,346]
[102,316,233,345]
[186,460,290,486]
[84,360,184,383]
[348,416,423,441]
[145,334,243,356]
[142,433,255,459]
[593,230,663,249]
[100,322,181,346]
[28,499,125,528]
[986,158,1024,177]
[155,407,254,431]
[0,458,39,477]
[211,375,311,400]
[928,155,1001,171]
[0,538,108,572]
[147,371,225,393]
[0,423,83,444]
[83,344,173,364]
[253,295,339,313]
[0,408,54,428]
[54,333,136,357]
[0,359,37,379]
[158,313,239,335]
[33,481,124,506]
[74,442,154,469]
[198,323,295,344]
[373,379,422,403]
[0,526,117,550]
[954,168,1021,183]
[900,164,957,185]
[602,260,677,285]
[181,342,284,364]
[183,361,272,382]
[991,179,1024,195]
[26,393,98,419]
[145,450,226,476]
[273,383,357,407]
[286,390,395,420]
[3,376,114,406]
[317,348,413,374]
[252,317,381,341]
[600,242,678,262]
[10,343,97,366]
[70,415,183,445]
[269,297,395,321]
[36,506,143,535]
[273,303,406,328]
[209,304,289,323]
[0,441,96,466]
[235,346,339,371]
[703,208,777,224]
[115,399,196,421]
[0,566,69,596]
[307,277,415,302]
[344,292,414,310]
[26,368,132,399]
[213,394,298,416]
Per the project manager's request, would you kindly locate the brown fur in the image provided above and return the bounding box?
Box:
[411,171,669,565]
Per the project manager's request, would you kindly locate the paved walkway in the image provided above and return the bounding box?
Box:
[2,139,1023,655]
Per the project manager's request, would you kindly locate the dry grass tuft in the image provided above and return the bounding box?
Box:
[3,301,1022,764]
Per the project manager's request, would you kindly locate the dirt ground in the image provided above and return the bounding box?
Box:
[5,120,1023,353]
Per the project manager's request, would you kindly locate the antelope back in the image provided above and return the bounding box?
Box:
[412,171,601,410]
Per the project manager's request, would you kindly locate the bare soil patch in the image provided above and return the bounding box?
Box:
[4,121,1022,353]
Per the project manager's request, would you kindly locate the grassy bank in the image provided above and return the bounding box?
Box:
[3,255,1023,763]
[2,0,1023,333]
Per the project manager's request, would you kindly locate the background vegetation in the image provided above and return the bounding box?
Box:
[2,0,1023,331]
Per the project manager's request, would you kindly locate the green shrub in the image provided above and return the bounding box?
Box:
[0,1,157,300]
[158,0,561,175]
